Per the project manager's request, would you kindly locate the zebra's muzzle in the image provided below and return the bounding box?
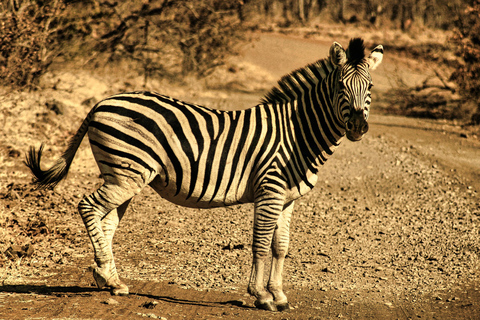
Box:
[345,111,369,141]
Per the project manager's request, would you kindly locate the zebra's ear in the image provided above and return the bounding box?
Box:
[367,45,384,70]
[330,42,347,67]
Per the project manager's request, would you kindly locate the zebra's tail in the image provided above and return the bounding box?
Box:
[25,106,96,190]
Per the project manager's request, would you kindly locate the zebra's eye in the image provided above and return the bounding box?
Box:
[368,83,374,90]
[338,81,345,90]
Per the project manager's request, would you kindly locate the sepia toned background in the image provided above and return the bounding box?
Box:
[1,1,480,319]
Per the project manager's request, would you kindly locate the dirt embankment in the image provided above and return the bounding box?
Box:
[1,33,480,319]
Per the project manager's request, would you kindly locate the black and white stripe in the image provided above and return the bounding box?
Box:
[25,38,383,311]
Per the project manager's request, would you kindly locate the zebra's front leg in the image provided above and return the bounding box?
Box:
[248,186,285,311]
[268,201,293,311]
[248,251,276,311]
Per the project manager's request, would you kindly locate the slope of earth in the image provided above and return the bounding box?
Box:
[1,33,480,319]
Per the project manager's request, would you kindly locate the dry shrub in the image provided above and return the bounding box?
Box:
[384,75,476,120]
[86,0,249,80]
[0,0,249,89]
[450,0,480,123]
[0,0,67,88]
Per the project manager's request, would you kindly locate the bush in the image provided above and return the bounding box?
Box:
[450,0,480,123]
[0,0,67,88]
[0,0,250,89]
[88,0,249,78]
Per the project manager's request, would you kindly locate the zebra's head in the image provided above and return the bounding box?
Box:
[330,38,383,141]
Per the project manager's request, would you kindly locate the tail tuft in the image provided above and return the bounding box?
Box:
[25,102,96,190]
[24,144,68,190]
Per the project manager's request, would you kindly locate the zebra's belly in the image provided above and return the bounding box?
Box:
[148,174,253,208]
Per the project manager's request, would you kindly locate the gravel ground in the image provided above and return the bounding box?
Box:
[1,33,480,319]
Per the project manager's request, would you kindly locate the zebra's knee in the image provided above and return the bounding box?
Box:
[271,237,288,257]
[78,195,97,218]
[78,186,128,219]
[272,247,288,260]
[252,247,270,260]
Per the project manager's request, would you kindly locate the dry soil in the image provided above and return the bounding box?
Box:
[1,33,480,320]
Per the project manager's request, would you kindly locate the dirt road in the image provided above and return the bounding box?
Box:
[1,33,480,319]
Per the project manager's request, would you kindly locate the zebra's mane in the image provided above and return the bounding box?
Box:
[261,38,366,104]
[260,59,333,104]
[346,38,366,64]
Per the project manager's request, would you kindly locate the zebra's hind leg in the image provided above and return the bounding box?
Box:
[92,199,131,295]
[267,201,294,311]
[78,184,136,296]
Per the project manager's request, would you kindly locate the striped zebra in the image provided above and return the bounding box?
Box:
[25,38,383,311]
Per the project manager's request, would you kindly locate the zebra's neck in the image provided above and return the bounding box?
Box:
[294,75,345,165]
[295,72,345,163]
[258,67,346,198]
[259,56,346,165]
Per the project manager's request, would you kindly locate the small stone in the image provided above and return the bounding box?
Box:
[81,97,98,107]
[45,99,66,115]
[135,313,166,319]
[446,297,459,302]
[8,148,21,158]
[4,244,34,259]
[317,252,330,258]
[103,298,119,305]
[165,220,180,228]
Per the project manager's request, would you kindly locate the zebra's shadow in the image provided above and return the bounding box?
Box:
[132,291,255,310]
[0,284,254,310]
[0,283,97,295]
[0,283,98,297]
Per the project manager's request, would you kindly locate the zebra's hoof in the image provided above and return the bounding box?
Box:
[112,284,129,296]
[276,302,290,311]
[254,299,277,311]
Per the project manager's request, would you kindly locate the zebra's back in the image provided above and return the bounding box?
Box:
[87,91,279,208]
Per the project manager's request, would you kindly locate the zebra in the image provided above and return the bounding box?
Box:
[25,38,383,311]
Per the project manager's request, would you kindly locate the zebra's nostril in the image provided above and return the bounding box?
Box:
[362,122,369,134]
[346,121,354,131]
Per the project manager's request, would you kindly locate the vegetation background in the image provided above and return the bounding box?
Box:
[0,0,479,121]
[2,3,480,319]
